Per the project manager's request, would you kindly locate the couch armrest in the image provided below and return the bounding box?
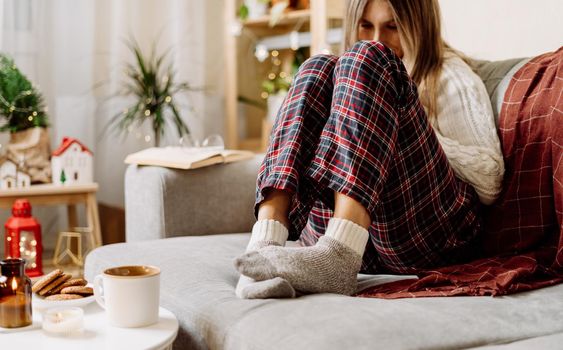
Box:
[125,155,263,242]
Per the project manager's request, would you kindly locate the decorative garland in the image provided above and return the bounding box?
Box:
[0,54,48,133]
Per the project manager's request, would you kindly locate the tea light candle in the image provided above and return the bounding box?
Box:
[42,307,84,336]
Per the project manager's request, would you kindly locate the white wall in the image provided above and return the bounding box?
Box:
[439,0,563,60]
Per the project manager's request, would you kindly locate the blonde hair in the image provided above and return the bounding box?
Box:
[343,0,450,118]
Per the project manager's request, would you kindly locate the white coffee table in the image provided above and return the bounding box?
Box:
[1,302,179,349]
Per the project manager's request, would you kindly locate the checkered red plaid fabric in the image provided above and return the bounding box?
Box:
[357,47,563,298]
[256,41,482,274]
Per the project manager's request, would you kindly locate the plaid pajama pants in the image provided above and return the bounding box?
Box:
[256,41,482,274]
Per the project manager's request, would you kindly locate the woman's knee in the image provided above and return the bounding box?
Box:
[298,54,339,74]
[342,40,399,65]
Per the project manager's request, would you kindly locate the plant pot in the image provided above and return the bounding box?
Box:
[267,92,287,124]
[6,127,52,183]
[245,0,269,19]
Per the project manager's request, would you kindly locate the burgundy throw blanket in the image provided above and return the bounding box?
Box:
[357,47,563,299]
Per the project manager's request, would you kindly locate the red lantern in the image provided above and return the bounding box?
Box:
[4,199,43,277]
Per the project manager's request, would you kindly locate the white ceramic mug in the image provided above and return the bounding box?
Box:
[93,265,160,328]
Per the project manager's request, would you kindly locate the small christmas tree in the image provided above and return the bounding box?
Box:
[0,54,49,132]
[60,169,67,184]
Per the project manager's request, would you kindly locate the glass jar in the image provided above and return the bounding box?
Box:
[0,258,32,328]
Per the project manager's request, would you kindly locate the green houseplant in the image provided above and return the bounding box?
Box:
[107,40,196,147]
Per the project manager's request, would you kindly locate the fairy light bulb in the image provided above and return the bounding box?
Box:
[255,45,269,62]
[290,31,299,51]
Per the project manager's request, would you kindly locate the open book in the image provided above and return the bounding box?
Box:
[124,147,255,170]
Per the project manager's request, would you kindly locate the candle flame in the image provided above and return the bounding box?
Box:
[11,278,18,290]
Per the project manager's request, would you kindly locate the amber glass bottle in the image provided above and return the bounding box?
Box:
[0,258,32,328]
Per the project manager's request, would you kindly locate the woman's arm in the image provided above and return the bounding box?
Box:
[433,56,505,205]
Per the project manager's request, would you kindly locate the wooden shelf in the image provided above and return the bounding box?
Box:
[242,9,311,28]
[224,0,345,151]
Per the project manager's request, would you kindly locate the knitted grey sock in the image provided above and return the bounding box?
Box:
[234,218,369,295]
[239,277,296,299]
[235,220,295,299]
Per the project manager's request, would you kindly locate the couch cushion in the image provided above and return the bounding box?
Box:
[473,58,530,125]
[85,234,563,350]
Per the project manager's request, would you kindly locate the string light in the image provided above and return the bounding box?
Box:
[255,45,269,62]
[271,50,279,57]
[268,73,276,80]
[165,96,172,103]
[261,92,269,99]
[290,31,299,51]
[144,135,151,143]
[144,109,151,116]
[230,21,243,36]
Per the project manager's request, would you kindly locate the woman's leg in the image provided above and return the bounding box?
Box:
[254,54,341,237]
[236,41,406,295]
[236,54,339,298]
[256,189,291,229]
[333,193,371,229]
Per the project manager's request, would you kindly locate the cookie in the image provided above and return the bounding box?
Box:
[45,294,83,301]
[61,286,93,296]
[32,269,63,293]
[51,278,87,295]
[38,273,72,296]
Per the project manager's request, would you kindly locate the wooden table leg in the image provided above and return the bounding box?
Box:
[67,204,78,230]
[86,193,102,247]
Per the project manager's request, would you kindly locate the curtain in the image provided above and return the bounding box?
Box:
[0,0,224,251]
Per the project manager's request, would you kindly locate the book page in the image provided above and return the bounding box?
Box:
[125,147,254,170]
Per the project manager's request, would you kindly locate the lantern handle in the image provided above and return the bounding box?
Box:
[93,275,106,310]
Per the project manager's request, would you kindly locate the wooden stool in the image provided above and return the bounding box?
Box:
[52,227,95,267]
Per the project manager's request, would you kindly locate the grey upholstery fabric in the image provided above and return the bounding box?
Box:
[473,333,563,350]
[125,157,263,242]
[85,234,563,350]
[472,57,530,124]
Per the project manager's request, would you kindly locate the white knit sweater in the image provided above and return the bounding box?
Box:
[431,54,505,205]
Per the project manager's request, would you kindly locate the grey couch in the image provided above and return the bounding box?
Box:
[85,58,563,350]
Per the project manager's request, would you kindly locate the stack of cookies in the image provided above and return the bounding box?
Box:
[31,269,93,300]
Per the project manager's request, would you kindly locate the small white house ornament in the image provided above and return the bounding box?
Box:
[51,137,93,185]
[0,156,31,189]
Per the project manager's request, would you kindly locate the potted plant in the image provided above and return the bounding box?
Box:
[261,48,305,123]
[261,73,291,123]
[106,40,197,147]
[239,0,270,20]
[0,54,51,183]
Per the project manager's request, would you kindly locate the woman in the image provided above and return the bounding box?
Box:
[234,0,504,299]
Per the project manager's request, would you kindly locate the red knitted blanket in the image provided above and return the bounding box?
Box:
[357,47,563,299]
